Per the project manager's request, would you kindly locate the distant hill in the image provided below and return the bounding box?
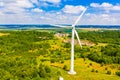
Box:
[0,24,120,30]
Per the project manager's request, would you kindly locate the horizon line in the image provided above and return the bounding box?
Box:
[0,24,120,26]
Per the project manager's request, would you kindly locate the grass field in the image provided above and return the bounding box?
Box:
[39,56,120,80]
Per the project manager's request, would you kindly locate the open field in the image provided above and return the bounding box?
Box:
[49,58,120,80]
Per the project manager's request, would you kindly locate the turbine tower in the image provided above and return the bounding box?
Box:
[68,8,87,74]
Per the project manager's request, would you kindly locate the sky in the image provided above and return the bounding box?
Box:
[0,0,120,25]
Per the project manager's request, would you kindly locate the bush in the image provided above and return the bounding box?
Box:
[89,63,92,66]
[83,58,86,61]
[63,65,67,71]
[40,58,47,62]
[45,66,51,73]
[116,71,120,76]
[38,64,46,78]
[105,67,108,70]
[38,64,52,78]
[91,69,95,72]
[106,70,111,75]
[61,60,64,64]
[96,70,98,73]
[57,71,61,76]
[50,59,55,63]
[91,69,98,73]
[101,62,104,67]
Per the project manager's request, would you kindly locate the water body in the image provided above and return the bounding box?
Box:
[0,24,120,30]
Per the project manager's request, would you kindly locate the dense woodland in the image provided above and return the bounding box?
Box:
[77,30,120,64]
[0,29,120,80]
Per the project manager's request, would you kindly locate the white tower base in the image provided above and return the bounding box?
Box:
[68,70,76,74]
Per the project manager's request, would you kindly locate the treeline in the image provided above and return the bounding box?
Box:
[88,44,120,64]
[78,30,120,44]
[74,30,120,64]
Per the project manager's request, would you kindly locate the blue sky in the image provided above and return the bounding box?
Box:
[0,0,120,25]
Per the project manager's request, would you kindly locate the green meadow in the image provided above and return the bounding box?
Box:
[0,29,120,80]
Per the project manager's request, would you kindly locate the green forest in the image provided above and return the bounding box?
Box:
[0,29,120,80]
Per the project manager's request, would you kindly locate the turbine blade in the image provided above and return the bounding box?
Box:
[74,29,82,48]
[50,24,70,28]
[72,8,87,27]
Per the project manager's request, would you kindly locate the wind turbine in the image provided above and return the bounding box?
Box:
[50,8,87,74]
[68,8,87,74]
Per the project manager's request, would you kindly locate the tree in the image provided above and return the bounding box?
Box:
[63,65,67,71]
[116,71,120,76]
[38,64,46,78]
[45,66,51,73]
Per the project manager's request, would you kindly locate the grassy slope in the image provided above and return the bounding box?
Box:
[43,58,120,80]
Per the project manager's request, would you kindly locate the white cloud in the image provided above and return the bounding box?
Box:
[30,0,38,4]
[0,9,120,25]
[0,11,4,15]
[90,3,100,7]
[112,6,120,10]
[0,2,4,7]
[90,2,120,11]
[4,7,25,14]
[15,0,33,8]
[100,14,110,18]
[84,13,120,25]
[90,2,112,8]
[0,0,34,14]
[101,2,113,8]
[32,8,43,13]
[62,5,86,14]
[0,0,120,25]
[42,0,61,4]
[1,0,33,8]
[38,0,61,7]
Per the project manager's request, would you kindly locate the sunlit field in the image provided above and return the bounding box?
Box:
[0,29,120,80]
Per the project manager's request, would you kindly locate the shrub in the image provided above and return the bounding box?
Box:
[101,62,104,67]
[61,60,64,64]
[40,58,47,62]
[50,59,55,63]
[45,66,51,73]
[63,65,67,71]
[96,70,98,73]
[116,71,120,76]
[83,58,86,61]
[89,63,92,66]
[106,70,111,75]
[57,71,61,76]
[105,67,108,70]
[38,64,46,78]
[91,69,95,72]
